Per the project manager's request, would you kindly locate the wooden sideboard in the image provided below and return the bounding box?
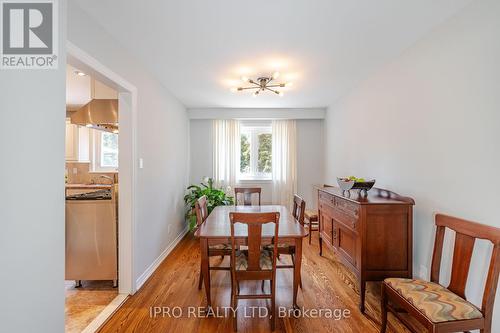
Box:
[318,186,415,312]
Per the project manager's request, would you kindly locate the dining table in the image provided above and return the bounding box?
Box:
[194,205,308,309]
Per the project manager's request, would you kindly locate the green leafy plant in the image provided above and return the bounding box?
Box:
[184,177,234,230]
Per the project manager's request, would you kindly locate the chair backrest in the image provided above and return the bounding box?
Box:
[229,212,280,272]
[234,187,261,206]
[194,195,209,228]
[431,214,500,320]
[292,194,305,225]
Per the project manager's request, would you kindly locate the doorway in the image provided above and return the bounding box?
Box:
[65,41,137,332]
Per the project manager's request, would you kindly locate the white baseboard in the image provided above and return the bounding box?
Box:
[135,225,189,291]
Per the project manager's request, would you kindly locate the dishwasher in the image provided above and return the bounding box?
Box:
[65,188,117,287]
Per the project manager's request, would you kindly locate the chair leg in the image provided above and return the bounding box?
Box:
[309,222,312,245]
[261,280,266,292]
[198,263,203,290]
[291,254,303,289]
[232,285,238,332]
[380,283,388,333]
[271,278,276,331]
[220,255,224,260]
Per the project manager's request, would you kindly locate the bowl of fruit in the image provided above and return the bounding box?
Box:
[337,176,376,195]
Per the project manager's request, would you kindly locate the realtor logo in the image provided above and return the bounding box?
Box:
[1,0,58,69]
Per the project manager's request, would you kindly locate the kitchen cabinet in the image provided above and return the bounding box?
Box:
[65,118,90,162]
[65,118,79,161]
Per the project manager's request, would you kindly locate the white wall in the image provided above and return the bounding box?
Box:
[190,119,324,209]
[324,0,500,329]
[68,3,190,287]
[0,2,67,332]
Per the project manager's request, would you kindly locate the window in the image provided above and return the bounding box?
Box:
[100,132,119,168]
[239,123,272,180]
[90,129,118,171]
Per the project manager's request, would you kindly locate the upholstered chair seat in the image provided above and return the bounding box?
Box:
[234,249,273,271]
[385,278,482,323]
[304,209,318,222]
[208,243,231,250]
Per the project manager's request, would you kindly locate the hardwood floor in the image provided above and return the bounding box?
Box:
[65,280,118,333]
[99,233,415,333]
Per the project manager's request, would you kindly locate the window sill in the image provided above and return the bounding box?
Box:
[237,178,272,184]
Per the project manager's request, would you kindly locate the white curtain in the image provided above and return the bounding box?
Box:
[272,120,297,209]
[212,119,240,190]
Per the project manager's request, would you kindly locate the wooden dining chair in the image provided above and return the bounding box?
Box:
[229,212,280,331]
[304,184,334,244]
[380,213,500,333]
[234,187,261,206]
[263,194,305,290]
[195,196,231,290]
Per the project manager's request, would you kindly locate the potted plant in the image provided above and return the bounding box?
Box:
[184,177,234,230]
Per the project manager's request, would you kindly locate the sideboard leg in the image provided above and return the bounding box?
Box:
[319,236,323,256]
[359,279,366,313]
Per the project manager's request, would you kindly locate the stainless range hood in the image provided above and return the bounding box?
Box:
[70,77,119,133]
[70,99,118,133]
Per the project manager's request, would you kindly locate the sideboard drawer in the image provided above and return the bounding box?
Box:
[332,206,359,233]
[319,191,334,204]
[334,197,359,218]
[319,201,335,215]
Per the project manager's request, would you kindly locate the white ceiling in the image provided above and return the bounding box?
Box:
[74,0,471,109]
[66,64,91,110]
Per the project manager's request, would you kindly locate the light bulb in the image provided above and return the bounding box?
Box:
[278,91,284,97]
[230,87,238,92]
[85,124,93,128]
[74,70,87,76]
[113,129,119,134]
[252,91,259,97]
[241,76,250,83]
[272,71,280,79]
[285,82,293,87]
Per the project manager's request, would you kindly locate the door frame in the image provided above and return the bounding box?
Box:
[67,41,137,295]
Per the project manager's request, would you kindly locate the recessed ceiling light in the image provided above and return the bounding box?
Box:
[74,70,87,77]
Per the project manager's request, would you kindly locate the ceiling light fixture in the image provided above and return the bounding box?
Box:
[230,72,291,97]
[74,70,87,77]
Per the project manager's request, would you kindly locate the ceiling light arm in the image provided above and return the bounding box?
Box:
[266,83,286,88]
[238,86,260,91]
[265,87,280,94]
